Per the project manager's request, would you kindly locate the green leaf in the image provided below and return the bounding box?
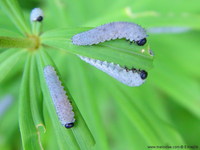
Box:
[0,0,31,35]
[93,74,185,146]
[0,29,22,37]
[0,49,26,82]
[29,53,46,142]
[149,31,200,118]
[41,28,153,70]
[19,54,44,150]
[117,85,184,145]
[0,48,18,63]
[36,49,95,150]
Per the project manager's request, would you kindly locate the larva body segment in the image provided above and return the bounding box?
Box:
[43,66,75,128]
[78,56,147,87]
[72,22,147,45]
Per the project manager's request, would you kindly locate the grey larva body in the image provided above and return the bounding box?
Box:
[78,55,147,87]
[30,8,44,22]
[44,66,75,128]
[72,22,147,45]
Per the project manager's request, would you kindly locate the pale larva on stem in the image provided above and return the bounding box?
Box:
[78,55,148,87]
[72,22,147,46]
[30,8,44,22]
[43,66,75,128]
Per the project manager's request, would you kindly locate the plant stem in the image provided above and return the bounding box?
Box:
[0,36,39,49]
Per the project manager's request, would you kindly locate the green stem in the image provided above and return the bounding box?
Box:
[0,36,38,49]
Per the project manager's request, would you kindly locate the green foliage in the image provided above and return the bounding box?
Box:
[0,0,200,150]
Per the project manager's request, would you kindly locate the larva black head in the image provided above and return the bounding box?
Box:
[65,122,74,129]
[36,16,43,22]
[136,38,147,46]
[140,70,148,80]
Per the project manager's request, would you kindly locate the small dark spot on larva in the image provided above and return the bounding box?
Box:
[136,38,146,46]
[65,122,74,128]
[36,16,43,22]
[140,70,148,79]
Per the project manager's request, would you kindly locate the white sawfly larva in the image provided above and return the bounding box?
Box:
[78,55,148,87]
[43,66,75,128]
[72,22,147,46]
[30,8,44,22]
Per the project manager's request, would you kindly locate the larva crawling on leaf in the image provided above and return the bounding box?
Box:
[44,66,75,128]
[78,55,148,87]
[72,22,147,46]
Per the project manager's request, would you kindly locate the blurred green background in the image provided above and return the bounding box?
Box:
[0,0,200,150]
